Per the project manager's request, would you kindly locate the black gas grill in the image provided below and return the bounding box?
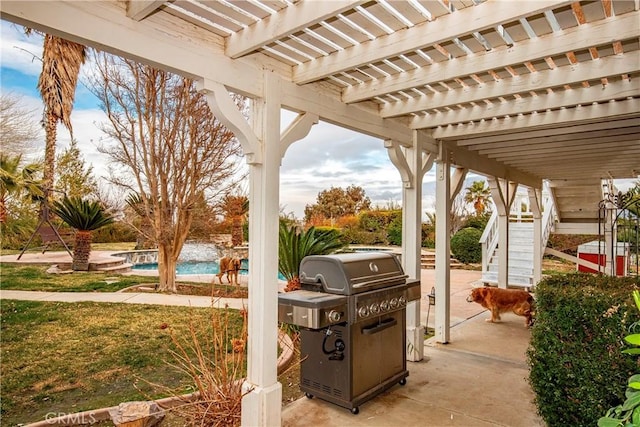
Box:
[278,252,420,414]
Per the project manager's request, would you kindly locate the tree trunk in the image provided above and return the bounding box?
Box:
[73,230,91,271]
[232,216,242,246]
[43,112,57,193]
[157,243,177,293]
[0,196,6,224]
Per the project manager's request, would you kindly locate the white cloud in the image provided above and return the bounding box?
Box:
[0,21,43,77]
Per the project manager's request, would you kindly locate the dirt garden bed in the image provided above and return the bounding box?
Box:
[123,283,248,299]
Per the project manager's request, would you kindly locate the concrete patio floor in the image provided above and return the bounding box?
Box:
[281,268,543,427]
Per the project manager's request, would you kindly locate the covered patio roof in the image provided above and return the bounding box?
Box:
[3,1,638,188]
[2,1,638,425]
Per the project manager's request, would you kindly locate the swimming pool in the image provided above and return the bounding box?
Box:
[132,259,248,275]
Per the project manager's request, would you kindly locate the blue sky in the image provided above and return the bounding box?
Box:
[1,20,437,218]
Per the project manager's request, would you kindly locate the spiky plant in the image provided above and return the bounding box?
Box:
[278,222,346,292]
[52,196,114,270]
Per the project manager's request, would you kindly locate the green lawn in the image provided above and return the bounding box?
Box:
[0,300,244,426]
[0,263,155,292]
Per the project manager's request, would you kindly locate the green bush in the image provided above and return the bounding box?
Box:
[464,213,491,230]
[91,221,137,243]
[421,223,435,248]
[528,274,640,426]
[386,212,402,246]
[449,227,482,263]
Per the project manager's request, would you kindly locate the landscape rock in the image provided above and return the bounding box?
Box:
[108,401,165,427]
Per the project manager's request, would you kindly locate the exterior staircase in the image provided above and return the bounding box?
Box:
[421,251,465,269]
[481,221,535,287]
[480,185,557,289]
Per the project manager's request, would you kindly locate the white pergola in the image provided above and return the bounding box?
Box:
[2,1,638,425]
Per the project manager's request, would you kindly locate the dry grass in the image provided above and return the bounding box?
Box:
[149,308,248,426]
[0,300,244,426]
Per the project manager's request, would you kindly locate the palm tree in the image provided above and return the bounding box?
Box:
[464,180,492,216]
[278,222,346,292]
[36,33,86,195]
[52,196,114,271]
[0,154,42,224]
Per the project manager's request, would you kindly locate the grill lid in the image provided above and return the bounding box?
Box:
[299,252,407,295]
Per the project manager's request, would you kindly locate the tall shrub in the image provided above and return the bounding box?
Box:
[386,211,402,246]
[528,274,640,426]
[450,227,482,263]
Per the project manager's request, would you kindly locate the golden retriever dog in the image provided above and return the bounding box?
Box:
[466,286,534,327]
[217,256,241,285]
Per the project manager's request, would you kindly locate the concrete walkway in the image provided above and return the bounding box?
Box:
[0,289,247,310]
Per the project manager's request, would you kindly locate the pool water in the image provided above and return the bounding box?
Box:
[133,259,248,275]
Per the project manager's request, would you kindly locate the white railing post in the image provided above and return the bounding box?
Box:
[480,210,499,279]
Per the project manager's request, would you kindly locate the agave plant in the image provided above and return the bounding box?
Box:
[52,196,114,270]
[278,222,346,292]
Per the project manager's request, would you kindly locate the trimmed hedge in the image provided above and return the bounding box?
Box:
[450,227,482,263]
[527,274,640,426]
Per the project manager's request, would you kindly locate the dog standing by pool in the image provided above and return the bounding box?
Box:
[217,256,242,285]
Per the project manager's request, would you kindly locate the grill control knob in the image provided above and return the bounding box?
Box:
[369,302,380,315]
[390,298,399,309]
[327,310,342,323]
[380,300,390,311]
[399,296,407,306]
[358,306,370,318]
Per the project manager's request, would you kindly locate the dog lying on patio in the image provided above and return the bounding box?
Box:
[217,256,242,285]
[466,286,534,327]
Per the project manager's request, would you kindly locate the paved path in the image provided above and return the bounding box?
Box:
[0,289,247,310]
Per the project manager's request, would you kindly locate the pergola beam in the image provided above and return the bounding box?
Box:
[457,117,640,146]
[466,126,640,151]
[379,52,640,118]
[440,142,541,189]
[343,11,639,103]
[0,0,411,145]
[127,0,166,21]
[294,0,572,84]
[431,98,640,139]
[481,135,640,157]
[412,78,639,129]
[226,0,366,58]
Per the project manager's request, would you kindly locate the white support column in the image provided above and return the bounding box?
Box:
[434,143,451,343]
[200,75,283,426]
[528,187,543,285]
[241,71,282,427]
[386,133,434,361]
[488,178,517,289]
[604,198,617,276]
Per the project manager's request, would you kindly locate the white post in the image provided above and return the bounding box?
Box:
[528,187,543,286]
[434,144,451,343]
[604,198,617,276]
[387,134,437,360]
[241,71,282,427]
[488,178,517,289]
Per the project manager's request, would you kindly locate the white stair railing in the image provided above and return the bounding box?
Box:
[480,210,498,276]
[541,183,557,259]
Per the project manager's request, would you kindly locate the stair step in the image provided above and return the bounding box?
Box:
[96,263,133,273]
